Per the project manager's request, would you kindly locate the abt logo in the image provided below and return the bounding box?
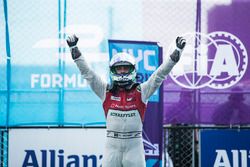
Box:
[169,31,248,89]
[214,149,250,167]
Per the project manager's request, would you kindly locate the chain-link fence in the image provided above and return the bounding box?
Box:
[163,125,250,167]
[163,88,250,167]
[163,125,196,167]
[167,127,194,167]
[0,129,8,167]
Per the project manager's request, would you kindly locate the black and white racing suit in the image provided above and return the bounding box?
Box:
[73,50,178,167]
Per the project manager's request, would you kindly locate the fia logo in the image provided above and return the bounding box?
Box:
[168,31,248,89]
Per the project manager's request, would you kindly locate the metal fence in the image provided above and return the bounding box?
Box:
[0,129,8,167]
[1,126,250,167]
[165,127,194,167]
[163,125,250,167]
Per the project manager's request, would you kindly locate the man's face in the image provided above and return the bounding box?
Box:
[114,65,132,74]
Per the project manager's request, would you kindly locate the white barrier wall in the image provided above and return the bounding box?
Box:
[8,128,106,167]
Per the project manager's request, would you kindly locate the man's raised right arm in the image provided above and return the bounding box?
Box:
[66,35,107,101]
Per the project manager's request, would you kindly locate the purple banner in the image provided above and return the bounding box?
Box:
[108,40,163,166]
[163,0,250,125]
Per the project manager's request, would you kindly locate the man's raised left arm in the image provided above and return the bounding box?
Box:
[140,36,186,103]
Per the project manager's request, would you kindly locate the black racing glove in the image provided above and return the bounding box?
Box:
[66,35,81,60]
[66,34,78,47]
[170,36,186,62]
[176,36,186,50]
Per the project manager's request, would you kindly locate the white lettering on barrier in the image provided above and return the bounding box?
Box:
[52,73,63,88]
[210,45,239,76]
[133,49,143,70]
[214,149,249,167]
[111,48,157,71]
[31,74,88,88]
[144,50,156,71]
[144,144,159,156]
[169,31,248,89]
[41,74,51,88]
[22,149,102,167]
[172,44,239,77]
[31,74,40,88]
[64,74,76,87]
[9,128,106,167]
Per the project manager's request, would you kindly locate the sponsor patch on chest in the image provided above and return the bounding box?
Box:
[110,112,136,117]
[126,97,134,101]
[110,103,137,110]
[110,96,121,101]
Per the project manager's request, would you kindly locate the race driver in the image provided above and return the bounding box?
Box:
[66,35,186,167]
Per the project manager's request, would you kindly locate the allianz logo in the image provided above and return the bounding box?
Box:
[214,149,250,167]
[22,149,102,167]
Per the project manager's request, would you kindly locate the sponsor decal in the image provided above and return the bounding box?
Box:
[31,73,87,88]
[213,149,250,167]
[110,96,121,101]
[110,112,136,118]
[200,130,250,167]
[22,149,102,167]
[126,97,134,101]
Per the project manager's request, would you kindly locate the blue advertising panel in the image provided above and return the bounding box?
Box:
[200,129,250,167]
[108,40,160,102]
[108,40,163,166]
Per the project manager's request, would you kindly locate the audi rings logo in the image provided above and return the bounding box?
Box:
[168,31,248,89]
